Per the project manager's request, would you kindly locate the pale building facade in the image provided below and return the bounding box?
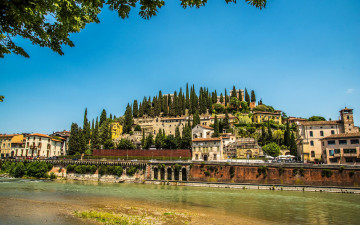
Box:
[321,133,360,165]
[192,125,214,139]
[192,138,224,161]
[0,134,16,158]
[252,110,282,124]
[297,108,356,162]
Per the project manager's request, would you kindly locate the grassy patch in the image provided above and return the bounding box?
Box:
[74,210,141,225]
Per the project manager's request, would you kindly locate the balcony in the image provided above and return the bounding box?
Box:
[343,153,357,157]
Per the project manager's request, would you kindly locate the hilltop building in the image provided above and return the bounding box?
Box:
[252,110,282,124]
[321,133,360,165]
[110,122,123,140]
[296,108,357,162]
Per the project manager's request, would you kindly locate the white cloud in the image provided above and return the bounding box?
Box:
[346,88,354,94]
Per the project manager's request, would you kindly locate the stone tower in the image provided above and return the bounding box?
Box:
[340,108,355,133]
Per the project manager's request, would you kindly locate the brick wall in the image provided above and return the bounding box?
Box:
[93,149,191,158]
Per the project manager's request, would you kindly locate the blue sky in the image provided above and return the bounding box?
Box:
[1,0,359,134]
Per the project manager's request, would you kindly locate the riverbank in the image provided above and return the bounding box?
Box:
[145,180,360,194]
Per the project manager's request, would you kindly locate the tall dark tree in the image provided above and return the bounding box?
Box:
[83,108,90,143]
[186,83,190,110]
[145,133,154,149]
[133,100,138,118]
[181,124,192,149]
[69,123,80,155]
[100,109,107,127]
[238,89,243,101]
[220,93,224,104]
[141,129,146,149]
[124,104,133,134]
[213,115,220,137]
[155,129,164,149]
[251,90,256,103]
[284,122,291,147]
[223,112,230,131]
[245,88,250,105]
[91,117,100,149]
[193,110,200,128]
[175,126,181,149]
[225,88,229,106]
[267,120,273,143]
[231,85,237,98]
[290,132,297,156]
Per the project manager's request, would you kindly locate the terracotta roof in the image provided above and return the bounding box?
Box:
[321,133,360,140]
[199,125,214,130]
[193,138,221,142]
[299,120,340,126]
[28,133,51,138]
[0,134,16,138]
[51,138,62,142]
[253,111,281,115]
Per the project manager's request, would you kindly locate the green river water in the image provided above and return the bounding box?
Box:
[0,177,359,224]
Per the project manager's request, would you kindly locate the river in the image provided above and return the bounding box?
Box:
[0,177,359,224]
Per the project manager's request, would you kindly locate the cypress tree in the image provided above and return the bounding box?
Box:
[159,90,163,113]
[186,83,190,110]
[155,129,163,149]
[251,90,256,103]
[284,122,291,147]
[223,112,230,131]
[245,88,250,105]
[133,100,138,118]
[261,124,266,146]
[231,85,237,98]
[181,124,192,149]
[267,120,273,143]
[100,109,107,127]
[225,88,229,106]
[290,132,297,156]
[163,95,168,116]
[138,102,144,117]
[220,93,224,104]
[124,104,133,134]
[92,117,99,149]
[83,108,90,144]
[213,115,220,137]
[175,126,181,149]
[69,123,79,155]
[239,89,243,101]
[193,110,200,128]
[145,133,154,149]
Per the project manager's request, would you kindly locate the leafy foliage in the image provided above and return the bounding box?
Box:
[262,142,281,157]
[1,161,53,178]
[308,116,326,121]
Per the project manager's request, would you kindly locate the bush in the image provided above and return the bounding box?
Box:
[339,166,344,173]
[230,166,235,178]
[49,172,57,180]
[204,171,210,176]
[262,143,281,157]
[322,169,333,178]
[12,162,26,178]
[257,166,268,178]
[114,166,123,177]
[126,166,138,177]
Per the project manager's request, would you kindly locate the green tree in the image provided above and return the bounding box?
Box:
[284,122,291,147]
[213,115,220,137]
[155,129,164,149]
[220,93,224,103]
[231,85,237,98]
[69,123,80,155]
[144,133,154,149]
[83,108,91,144]
[223,112,230,131]
[308,116,326,121]
[175,126,181,148]
[230,97,240,109]
[181,124,192,149]
[273,129,284,145]
[164,135,177,149]
[267,120,273,143]
[100,109,107,127]
[225,88,229,107]
[123,104,133,133]
[133,100,138,118]
[245,88,250,105]
[192,110,200,128]
[290,132,297,156]
[262,142,281,157]
[213,103,225,114]
[91,117,100,149]
[117,139,135,150]
[251,90,256,102]
[1,1,266,58]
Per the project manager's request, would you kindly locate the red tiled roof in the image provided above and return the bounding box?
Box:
[299,120,340,126]
[253,111,281,115]
[321,133,360,140]
[28,133,51,138]
[0,134,16,138]
[193,138,221,142]
[199,125,214,130]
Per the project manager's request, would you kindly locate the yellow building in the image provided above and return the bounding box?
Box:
[0,134,15,158]
[252,110,282,124]
[111,122,123,140]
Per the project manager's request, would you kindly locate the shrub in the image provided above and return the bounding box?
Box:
[230,166,235,178]
[339,166,344,173]
[114,166,123,177]
[126,166,138,177]
[12,162,26,178]
[98,165,107,176]
[322,169,333,178]
[49,172,57,180]
[204,171,210,176]
[278,166,285,176]
[257,166,268,178]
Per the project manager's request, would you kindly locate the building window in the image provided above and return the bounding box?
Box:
[310,131,313,137]
[311,151,315,157]
[320,131,324,136]
[339,140,347,145]
[331,130,335,135]
[327,140,336,145]
[350,139,359,145]
[329,158,338,163]
[334,149,340,154]
[329,150,334,156]
[343,149,356,154]
[310,141,314,146]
